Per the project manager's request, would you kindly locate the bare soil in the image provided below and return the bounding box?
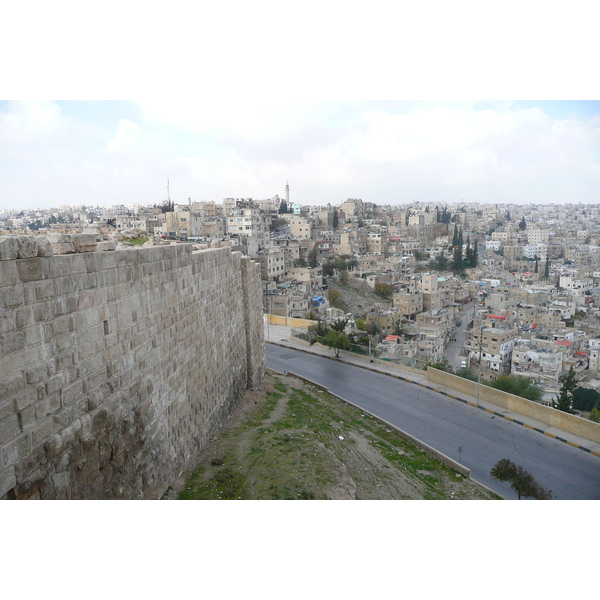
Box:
[326,275,392,318]
[167,372,500,500]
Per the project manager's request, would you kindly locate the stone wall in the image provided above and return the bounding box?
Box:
[0,236,265,499]
[427,367,600,444]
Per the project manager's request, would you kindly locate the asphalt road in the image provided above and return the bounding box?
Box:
[444,304,474,370]
[266,344,600,500]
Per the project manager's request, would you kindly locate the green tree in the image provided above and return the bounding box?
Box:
[534,255,539,273]
[322,261,335,277]
[308,248,318,268]
[544,259,550,279]
[519,216,526,230]
[573,387,600,412]
[329,289,343,309]
[330,317,349,332]
[339,269,349,285]
[365,321,380,335]
[322,330,351,357]
[488,375,541,402]
[452,237,463,273]
[431,359,453,373]
[332,210,339,229]
[455,367,478,382]
[553,366,577,414]
[374,283,395,300]
[356,317,367,331]
[295,258,307,267]
[490,459,553,500]
[315,320,328,337]
[590,407,600,423]
[428,254,450,271]
[452,224,459,247]
[392,320,403,337]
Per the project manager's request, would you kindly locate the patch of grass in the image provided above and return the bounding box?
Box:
[125,237,148,246]
[177,374,499,500]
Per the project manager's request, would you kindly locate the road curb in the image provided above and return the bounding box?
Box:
[267,340,600,459]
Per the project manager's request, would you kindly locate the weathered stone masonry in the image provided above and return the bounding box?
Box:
[0,236,265,499]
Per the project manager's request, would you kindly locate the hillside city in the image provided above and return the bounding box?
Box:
[3,188,600,415]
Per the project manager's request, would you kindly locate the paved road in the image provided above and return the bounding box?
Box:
[444,304,474,370]
[266,344,600,500]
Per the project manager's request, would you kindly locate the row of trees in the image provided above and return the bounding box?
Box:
[426,225,479,273]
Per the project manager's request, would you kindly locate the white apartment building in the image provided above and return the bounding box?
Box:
[559,275,593,292]
[527,228,549,245]
[227,207,265,239]
[522,243,548,260]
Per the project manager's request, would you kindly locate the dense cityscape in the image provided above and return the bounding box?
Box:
[3,191,600,418]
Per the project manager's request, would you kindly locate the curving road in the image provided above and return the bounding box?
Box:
[267,344,600,500]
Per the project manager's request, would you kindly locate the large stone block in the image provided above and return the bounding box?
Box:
[36,238,53,257]
[96,241,116,252]
[73,235,97,253]
[1,433,31,468]
[0,413,20,444]
[16,257,44,282]
[0,260,19,286]
[0,466,16,497]
[15,236,39,259]
[46,234,75,255]
[0,284,24,309]
[0,237,18,261]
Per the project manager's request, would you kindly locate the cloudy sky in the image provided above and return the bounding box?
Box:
[2,4,599,211]
[2,99,598,211]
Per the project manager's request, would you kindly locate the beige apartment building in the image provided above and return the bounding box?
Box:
[421,274,455,311]
[284,215,312,239]
[366,231,388,254]
[393,290,423,320]
[470,326,518,377]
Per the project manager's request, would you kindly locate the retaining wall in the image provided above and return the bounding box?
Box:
[0,236,265,499]
[427,368,600,444]
[265,315,317,328]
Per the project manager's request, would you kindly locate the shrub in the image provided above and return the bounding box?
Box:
[488,375,541,402]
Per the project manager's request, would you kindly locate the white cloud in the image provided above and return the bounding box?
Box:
[107,119,141,151]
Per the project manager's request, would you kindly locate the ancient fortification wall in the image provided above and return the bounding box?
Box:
[0,235,265,499]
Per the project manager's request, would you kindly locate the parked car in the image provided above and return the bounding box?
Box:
[461,360,467,369]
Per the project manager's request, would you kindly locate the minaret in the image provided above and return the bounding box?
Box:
[285,181,289,204]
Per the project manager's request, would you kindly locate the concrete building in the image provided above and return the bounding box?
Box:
[393,290,424,320]
[258,247,286,281]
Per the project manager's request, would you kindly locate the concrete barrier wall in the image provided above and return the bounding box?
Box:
[0,238,265,499]
[427,368,600,444]
[266,315,317,328]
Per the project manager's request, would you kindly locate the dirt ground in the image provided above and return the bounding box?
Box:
[166,372,500,500]
[326,276,392,318]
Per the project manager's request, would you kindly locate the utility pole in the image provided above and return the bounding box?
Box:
[464,324,485,407]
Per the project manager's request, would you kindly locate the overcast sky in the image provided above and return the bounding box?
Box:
[2,99,598,211]
[2,4,599,211]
